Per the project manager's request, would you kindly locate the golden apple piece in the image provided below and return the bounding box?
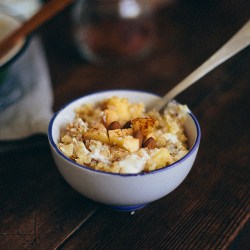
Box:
[151,148,171,169]
[83,125,109,144]
[131,117,157,136]
[108,129,140,153]
[129,103,145,119]
[120,128,133,136]
[104,109,120,127]
[105,96,130,119]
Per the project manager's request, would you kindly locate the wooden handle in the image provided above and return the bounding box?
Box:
[152,19,250,111]
[0,0,74,60]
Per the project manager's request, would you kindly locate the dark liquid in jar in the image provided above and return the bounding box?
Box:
[76,14,155,62]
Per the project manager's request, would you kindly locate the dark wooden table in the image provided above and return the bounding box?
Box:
[1,0,249,249]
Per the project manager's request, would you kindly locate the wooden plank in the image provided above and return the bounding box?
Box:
[58,65,250,248]
[0,137,98,250]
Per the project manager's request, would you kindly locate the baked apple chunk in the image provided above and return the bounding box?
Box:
[108,128,140,153]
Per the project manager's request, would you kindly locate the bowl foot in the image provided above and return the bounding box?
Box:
[106,203,148,212]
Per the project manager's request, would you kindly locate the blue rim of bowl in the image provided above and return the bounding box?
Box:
[106,203,147,212]
[48,89,201,177]
[0,15,30,71]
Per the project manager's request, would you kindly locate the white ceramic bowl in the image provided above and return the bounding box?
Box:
[48,90,201,211]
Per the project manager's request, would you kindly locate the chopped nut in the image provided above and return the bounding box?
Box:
[123,120,132,128]
[133,130,144,148]
[108,121,121,130]
[143,137,156,149]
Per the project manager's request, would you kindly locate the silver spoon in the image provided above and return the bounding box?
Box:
[152,19,250,112]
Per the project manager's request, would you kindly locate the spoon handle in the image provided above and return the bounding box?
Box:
[154,19,250,111]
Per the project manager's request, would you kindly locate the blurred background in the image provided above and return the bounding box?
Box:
[1,0,249,111]
[39,0,250,109]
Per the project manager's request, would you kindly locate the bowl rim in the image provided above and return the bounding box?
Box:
[0,12,30,70]
[48,89,201,177]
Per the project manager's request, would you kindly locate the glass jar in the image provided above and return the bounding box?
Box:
[72,0,156,64]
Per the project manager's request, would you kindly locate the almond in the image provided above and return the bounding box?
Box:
[123,120,132,128]
[108,121,121,130]
[143,137,156,149]
[133,130,144,148]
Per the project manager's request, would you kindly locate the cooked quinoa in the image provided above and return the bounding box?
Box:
[58,96,190,174]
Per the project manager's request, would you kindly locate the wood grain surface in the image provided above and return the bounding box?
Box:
[0,0,249,249]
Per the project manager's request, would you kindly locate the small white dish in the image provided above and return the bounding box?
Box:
[0,12,28,70]
[48,90,201,211]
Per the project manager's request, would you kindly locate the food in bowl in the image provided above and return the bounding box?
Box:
[57,96,190,174]
[48,90,201,211]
